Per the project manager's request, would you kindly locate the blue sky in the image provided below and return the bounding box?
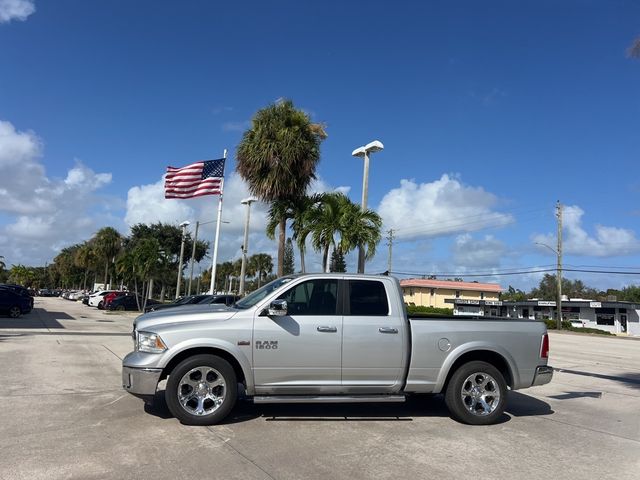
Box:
[1,0,639,291]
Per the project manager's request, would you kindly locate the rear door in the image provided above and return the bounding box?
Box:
[341,279,405,389]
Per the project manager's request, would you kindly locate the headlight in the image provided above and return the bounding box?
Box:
[137,331,168,353]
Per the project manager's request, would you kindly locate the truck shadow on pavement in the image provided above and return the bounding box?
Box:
[144,390,553,425]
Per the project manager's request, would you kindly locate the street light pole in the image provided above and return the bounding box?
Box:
[352,140,384,273]
[239,197,257,295]
[175,221,190,299]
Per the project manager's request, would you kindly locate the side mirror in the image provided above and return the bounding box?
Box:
[268,299,288,317]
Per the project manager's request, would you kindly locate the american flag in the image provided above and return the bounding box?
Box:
[164,159,225,199]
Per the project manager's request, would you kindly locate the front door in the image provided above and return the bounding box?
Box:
[253,278,341,393]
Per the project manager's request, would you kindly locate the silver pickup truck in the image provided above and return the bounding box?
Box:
[122,274,552,425]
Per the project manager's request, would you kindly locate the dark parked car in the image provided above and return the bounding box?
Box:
[0,284,33,298]
[101,291,127,310]
[196,294,241,306]
[107,294,161,311]
[144,294,212,313]
[0,288,33,318]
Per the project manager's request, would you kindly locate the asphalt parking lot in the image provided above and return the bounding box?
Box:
[0,297,638,480]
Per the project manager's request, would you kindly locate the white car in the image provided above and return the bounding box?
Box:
[88,290,115,308]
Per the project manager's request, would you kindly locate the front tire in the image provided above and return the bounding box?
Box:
[8,306,21,318]
[445,361,507,425]
[165,354,237,426]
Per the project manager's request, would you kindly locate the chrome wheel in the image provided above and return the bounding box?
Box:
[461,372,501,416]
[177,366,226,416]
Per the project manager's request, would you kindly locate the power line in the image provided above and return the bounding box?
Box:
[390,267,640,278]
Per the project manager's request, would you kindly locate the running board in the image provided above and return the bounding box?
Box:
[253,395,406,404]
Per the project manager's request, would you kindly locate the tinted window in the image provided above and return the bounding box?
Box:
[348,280,389,316]
[277,279,338,315]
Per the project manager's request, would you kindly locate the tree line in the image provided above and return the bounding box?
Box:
[502,274,640,303]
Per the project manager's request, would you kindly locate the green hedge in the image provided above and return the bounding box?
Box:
[406,305,453,316]
[544,319,614,336]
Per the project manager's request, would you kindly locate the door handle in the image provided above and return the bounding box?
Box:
[317,326,337,333]
[379,327,398,334]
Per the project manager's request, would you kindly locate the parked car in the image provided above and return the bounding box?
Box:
[0,283,33,313]
[108,294,161,311]
[88,290,116,308]
[144,294,212,313]
[196,294,241,307]
[101,291,127,310]
[123,274,552,426]
[0,288,33,318]
[0,284,33,298]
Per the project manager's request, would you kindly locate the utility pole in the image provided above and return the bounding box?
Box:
[386,229,395,273]
[556,201,563,330]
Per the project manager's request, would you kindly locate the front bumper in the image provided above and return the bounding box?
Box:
[531,365,554,386]
[122,366,162,400]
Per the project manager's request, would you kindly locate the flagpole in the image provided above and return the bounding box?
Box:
[208,149,227,294]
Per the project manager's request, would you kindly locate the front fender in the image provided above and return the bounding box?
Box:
[162,338,255,394]
[433,341,519,393]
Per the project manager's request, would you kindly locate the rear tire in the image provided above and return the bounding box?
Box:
[165,354,237,426]
[445,361,507,425]
[8,306,21,318]
[97,301,104,309]
[116,305,125,311]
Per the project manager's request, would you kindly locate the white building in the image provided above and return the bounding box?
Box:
[460,299,640,336]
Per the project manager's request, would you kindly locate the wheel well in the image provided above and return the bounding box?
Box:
[160,347,247,387]
[443,350,513,390]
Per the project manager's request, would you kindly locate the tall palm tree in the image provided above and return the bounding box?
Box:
[236,99,326,276]
[94,227,122,286]
[0,255,5,271]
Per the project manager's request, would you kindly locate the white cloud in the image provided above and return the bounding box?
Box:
[377,175,513,239]
[0,120,114,265]
[0,0,35,23]
[533,205,640,257]
[452,234,507,268]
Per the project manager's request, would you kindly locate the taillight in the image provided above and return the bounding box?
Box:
[540,333,549,359]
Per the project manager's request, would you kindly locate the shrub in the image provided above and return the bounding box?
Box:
[406,305,453,316]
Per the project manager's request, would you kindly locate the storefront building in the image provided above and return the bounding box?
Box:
[400,279,502,310]
[450,298,640,336]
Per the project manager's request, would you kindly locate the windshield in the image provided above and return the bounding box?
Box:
[233,276,295,310]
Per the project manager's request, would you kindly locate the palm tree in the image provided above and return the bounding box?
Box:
[0,255,5,271]
[236,99,326,277]
[94,227,122,286]
[249,254,274,288]
[337,201,383,264]
[307,192,347,270]
[75,242,98,290]
[305,193,382,272]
